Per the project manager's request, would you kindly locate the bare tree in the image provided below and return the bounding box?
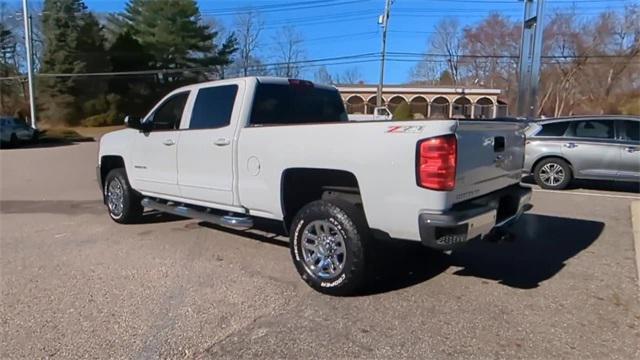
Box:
[411,18,464,84]
[313,65,333,84]
[336,66,363,84]
[433,18,464,84]
[579,4,640,113]
[272,25,305,78]
[462,13,520,108]
[234,9,263,77]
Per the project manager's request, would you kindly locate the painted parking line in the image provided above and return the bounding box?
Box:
[631,201,640,291]
[531,188,640,200]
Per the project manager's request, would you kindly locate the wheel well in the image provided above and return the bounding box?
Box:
[281,168,362,231]
[100,155,125,188]
[531,156,573,174]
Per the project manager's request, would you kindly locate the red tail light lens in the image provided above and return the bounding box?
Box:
[417,134,457,191]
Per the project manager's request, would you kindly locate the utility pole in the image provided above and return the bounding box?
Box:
[22,0,36,129]
[376,0,392,107]
[517,0,545,118]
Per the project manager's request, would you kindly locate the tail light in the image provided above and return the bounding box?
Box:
[417,134,457,191]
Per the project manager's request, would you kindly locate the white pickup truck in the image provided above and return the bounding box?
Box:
[97,77,531,295]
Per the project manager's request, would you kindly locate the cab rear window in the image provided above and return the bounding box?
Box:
[249,83,348,126]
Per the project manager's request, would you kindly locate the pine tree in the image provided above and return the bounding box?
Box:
[40,0,109,124]
[393,101,413,120]
[120,0,236,85]
[107,30,155,116]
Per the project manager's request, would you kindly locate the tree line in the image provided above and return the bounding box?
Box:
[0,0,354,126]
[410,4,640,116]
[1,1,637,125]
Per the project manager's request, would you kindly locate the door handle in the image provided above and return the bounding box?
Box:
[214,138,231,146]
[625,146,638,153]
[563,142,577,149]
[162,139,176,146]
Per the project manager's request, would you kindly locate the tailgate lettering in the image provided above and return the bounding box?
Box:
[386,125,424,133]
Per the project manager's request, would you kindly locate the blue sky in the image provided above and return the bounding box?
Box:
[10,0,637,83]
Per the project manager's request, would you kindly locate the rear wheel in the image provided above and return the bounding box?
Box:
[104,168,143,224]
[289,199,369,296]
[534,158,572,190]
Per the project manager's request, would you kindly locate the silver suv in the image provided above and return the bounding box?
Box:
[524,116,639,190]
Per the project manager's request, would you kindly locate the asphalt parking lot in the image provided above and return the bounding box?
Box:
[1,142,639,359]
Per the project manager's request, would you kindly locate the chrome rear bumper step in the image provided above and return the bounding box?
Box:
[141,198,253,230]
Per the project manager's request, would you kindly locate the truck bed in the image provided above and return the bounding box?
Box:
[237,119,525,241]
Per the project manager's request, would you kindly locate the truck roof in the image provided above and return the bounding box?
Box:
[167,76,337,94]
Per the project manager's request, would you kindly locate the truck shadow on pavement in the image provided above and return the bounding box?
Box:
[194,213,603,294]
[447,213,604,289]
[0,201,185,224]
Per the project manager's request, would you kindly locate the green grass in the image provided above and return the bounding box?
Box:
[39,128,95,143]
[38,125,124,143]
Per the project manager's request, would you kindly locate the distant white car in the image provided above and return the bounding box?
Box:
[348,106,392,121]
[0,117,37,147]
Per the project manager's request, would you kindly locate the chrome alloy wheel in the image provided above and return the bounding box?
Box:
[106,178,124,217]
[539,163,565,186]
[301,220,346,279]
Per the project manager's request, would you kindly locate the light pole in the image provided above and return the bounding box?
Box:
[517,0,545,118]
[21,0,36,129]
[376,0,392,108]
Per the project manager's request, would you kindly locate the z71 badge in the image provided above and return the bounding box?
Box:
[386,125,424,134]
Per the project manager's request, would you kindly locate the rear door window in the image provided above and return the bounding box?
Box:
[571,120,614,139]
[189,85,238,130]
[250,83,348,126]
[621,120,639,142]
[536,121,570,137]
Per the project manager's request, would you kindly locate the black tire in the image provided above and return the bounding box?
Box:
[31,131,39,143]
[533,157,572,190]
[103,168,143,224]
[289,199,370,296]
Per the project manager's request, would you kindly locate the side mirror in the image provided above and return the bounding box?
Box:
[125,115,141,129]
[125,115,152,132]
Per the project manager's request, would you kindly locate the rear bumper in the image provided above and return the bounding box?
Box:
[419,184,531,249]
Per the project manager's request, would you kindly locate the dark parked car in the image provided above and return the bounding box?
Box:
[0,117,38,147]
[523,116,639,189]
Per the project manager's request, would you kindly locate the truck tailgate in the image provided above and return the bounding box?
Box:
[451,121,526,205]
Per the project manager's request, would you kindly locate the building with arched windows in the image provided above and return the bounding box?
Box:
[337,84,508,119]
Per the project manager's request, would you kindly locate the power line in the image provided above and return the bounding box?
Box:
[200,0,370,16]
[305,31,378,44]
[387,51,639,59]
[4,54,635,82]
[415,0,631,3]
[2,49,636,81]
[0,52,381,80]
[263,14,377,29]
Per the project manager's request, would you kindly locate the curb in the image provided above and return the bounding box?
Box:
[631,201,640,291]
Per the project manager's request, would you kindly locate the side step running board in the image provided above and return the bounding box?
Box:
[141,198,253,230]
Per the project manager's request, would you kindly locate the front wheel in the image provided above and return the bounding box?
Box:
[289,200,370,296]
[104,168,143,224]
[534,158,572,190]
